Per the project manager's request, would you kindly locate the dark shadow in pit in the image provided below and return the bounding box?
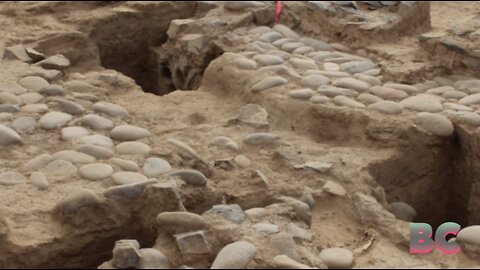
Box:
[368,133,472,230]
[87,3,195,95]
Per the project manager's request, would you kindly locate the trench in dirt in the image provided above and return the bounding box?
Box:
[7,7,480,268]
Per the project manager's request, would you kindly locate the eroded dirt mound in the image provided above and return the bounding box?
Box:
[0,1,480,269]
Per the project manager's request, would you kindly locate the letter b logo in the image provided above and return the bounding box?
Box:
[410,222,461,255]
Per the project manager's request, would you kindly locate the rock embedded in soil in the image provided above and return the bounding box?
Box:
[210,136,239,151]
[112,240,142,269]
[319,247,354,269]
[61,126,90,140]
[357,93,383,105]
[323,180,347,196]
[36,54,70,70]
[206,204,246,224]
[111,158,139,172]
[273,24,300,40]
[369,86,408,100]
[340,61,376,74]
[235,103,269,128]
[39,84,65,96]
[0,101,17,111]
[252,223,279,236]
[11,116,36,133]
[156,212,208,234]
[23,154,53,173]
[333,96,366,108]
[64,80,104,93]
[268,232,299,260]
[0,82,27,95]
[19,92,44,104]
[416,112,454,137]
[389,201,416,222]
[21,103,49,113]
[253,54,284,66]
[258,31,284,43]
[251,76,288,92]
[29,172,49,190]
[211,241,256,269]
[81,134,114,148]
[0,92,22,105]
[55,99,85,115]
[459,93,480,106]
[3,44,32,63]
[459,112,480,126]
[384,83,418,94]
[45,160,78,177]
[272,255,314,269]
[76,144,115,159]
[0,172,26,186]
[175,230,211,255]
[285,223,313,242]
[116,141,151,155]
[92,102,129,118]
[168,169,207,186]
[301,75,330,89]
[368,101,403,115]
[104,180,156,201]
[399,94,443,113]
[139,248,170,269]
[18,76,50,92]
[0,124,22,146]
[234,154,251,168]
[112,171,148,186]
[235,58,257,70]
[79,163,113,181]
[309,95,330,104]
[333,77,370,92]
[39,111,72,130]
[54,188,101,215]
[244,132,280,145]
[52,150,96,164]
[79,114,114,130]
[110,125,151,141]
[143,157,172,177]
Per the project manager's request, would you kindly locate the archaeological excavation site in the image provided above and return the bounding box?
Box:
[1,1,480,268]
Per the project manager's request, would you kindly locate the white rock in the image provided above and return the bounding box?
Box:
[211,241,256,269]
[416,112,454,137]
[110,125,151,141]
[301,75,330,89]
[79,163,114,181]
[323,180,347,196]
[319,248,354,269]
[368,101,403,115]
[0,124,22,146]
[93,102,129,118]
[289,89,315,100]
[251,76,288,92]
[333,96,365,108]
[333,77,370,92]
[399,94,443,112]
[52,150,96,164]
[79,114,114,130]
[0,172,26,186]
[29,172,49,190]
[61,126,90,140]
[39,111,72,130]
[22,154,53,173]
[112,171,148,185]
[111,158,139,172]
[143,157,172,177]
[116,141,151,155]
